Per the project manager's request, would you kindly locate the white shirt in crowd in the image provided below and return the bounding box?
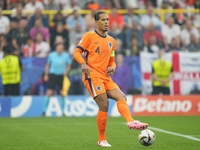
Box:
[43,0,69,7]
[0,16,10,34]
[141,14,162,28]
[162,24,181,44]
[24,1,44,11]
[35,41,50,58]
[125,0,138,9]
[193,14,200,29]
[181,28,200,45]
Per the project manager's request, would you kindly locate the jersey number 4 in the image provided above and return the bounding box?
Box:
[95,47,100,55]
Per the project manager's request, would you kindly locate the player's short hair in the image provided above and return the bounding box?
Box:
[94,11,107,21]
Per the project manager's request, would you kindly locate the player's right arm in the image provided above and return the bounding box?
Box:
[73,33,92,76]
[44,53,52,82]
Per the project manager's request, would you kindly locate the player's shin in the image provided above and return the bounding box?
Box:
[43,96,49,113]
[97,111,108,142]
[117,100,134,122]
[61,98,65,114]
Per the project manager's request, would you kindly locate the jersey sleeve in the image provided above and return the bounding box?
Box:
[76,32,91,52]
[112,39,116,51]
[108,39,116,68]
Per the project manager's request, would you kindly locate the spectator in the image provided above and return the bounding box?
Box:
[143,22,162,47]
[170,0,184,25]
[185,34,200,52]
[124,21,143,48]
[159,0,172,21]
[68,58,84,95]
[54,36,65,46]
[166,38,181,52]
[7,18,18,48]
[0,45,23,96]
[51,24,69,51]
[129,37,143,56]
[191,0,200,30]
[152,50,173,95]
[124,0,138,9]
[12,19,29,54]
[68,36,81,55]
[0,0,5,10]
[50,11,66,31]
[84,9,97,32]
[144,36,160,53]
[140,5,162,30]
[69,23,85,46]
[191,14,200,31]
[43,42,71,116]
[5,0,12,10]
[22,37,34,57]
[11,2,27,20]
[78,0,103,9]
[194,0,200,9]
[112,53,130,94]
[108,22,123,42]
[0,34,6,59]
[162,16,181,50]
[123,6,140,48]
[43,0,69,9]
[63,0,81,11]
[108,7,124,32]
[28,8,49,29]
[66,9,86,32]
[115,38,123,54]
[123,6,140,29]
[190,84,200,94]
[44,0,59,10]
[33,32,50,57]
[32,73,48,95]
[24,0,44,11]
[111,0,126,9]
[30,18,50,43]
[145,0,154,8]
[0,8,10,35]
[181,19,200,46]
[157,0,167,8]
[101,0,113,10]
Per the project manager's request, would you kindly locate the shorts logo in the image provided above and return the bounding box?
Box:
[96,86,102,91]
[108,42,112,50]
[79,39,83,44]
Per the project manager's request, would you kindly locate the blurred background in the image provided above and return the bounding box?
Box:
[0,0,199,97]
[0,0,200,117]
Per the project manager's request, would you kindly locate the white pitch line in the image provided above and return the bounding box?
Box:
[148,126,200,142]
[190,135,200,137]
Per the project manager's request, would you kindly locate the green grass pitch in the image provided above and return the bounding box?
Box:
[0,116,200,150]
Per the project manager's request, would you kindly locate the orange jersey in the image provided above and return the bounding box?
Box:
[76,30,116,81]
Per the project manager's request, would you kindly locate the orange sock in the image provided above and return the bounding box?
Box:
[97,111,107,142]
[117,100,134,122]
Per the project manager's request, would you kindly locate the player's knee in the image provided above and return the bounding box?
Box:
[120,93,127,101]
[100,100,109,112]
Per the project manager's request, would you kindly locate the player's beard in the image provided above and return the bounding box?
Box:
[103,29,108,32]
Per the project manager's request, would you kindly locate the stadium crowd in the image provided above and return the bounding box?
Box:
[0,0,200,95]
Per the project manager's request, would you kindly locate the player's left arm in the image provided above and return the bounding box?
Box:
[63,54,71,76]
[106,50,116,76]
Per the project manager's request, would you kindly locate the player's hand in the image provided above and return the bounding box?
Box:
[106,66,115,76]
[62,71,68,76]
[81,62,92,76]
[44,74,49,82]
[160,80,166,85]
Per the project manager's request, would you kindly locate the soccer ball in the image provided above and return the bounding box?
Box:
[138,129,155,146]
